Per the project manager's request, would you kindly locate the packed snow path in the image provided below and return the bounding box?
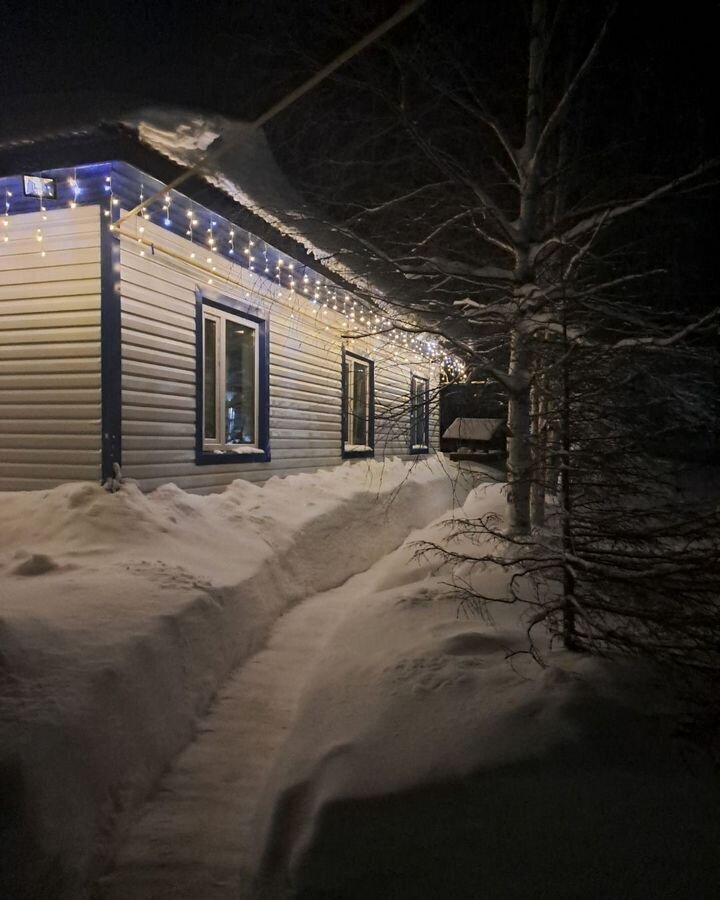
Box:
[96,569,366,900]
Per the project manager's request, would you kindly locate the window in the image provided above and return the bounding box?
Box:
[410,374,430,453]
[342,350,374,458]
[196,295,270,464]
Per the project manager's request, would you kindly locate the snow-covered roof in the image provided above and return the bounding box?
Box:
[442,417,505,441]
[126,109,372,286]
[0,96,409,305]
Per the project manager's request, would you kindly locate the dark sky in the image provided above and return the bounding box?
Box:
[1,0,403,119]
[2,0,718,133]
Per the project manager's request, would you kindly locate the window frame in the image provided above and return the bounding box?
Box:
[341,349,375,459]
[409,374,430,454]
[195,291,270,465]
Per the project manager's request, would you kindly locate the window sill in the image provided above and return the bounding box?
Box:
[343,443,374,459]
[196,447,270,465]
[410,444,430,454]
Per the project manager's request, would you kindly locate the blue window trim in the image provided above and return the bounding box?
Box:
[100,197,122,482]
[194,289,271,465]
[341,348,375,459]
[409,373,431,455]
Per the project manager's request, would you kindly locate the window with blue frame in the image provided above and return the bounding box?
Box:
[342,350,374,458]
[410,374,430,452]
[197,296,270,463]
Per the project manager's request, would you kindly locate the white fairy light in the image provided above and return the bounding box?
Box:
[68,170,80,209]
[2,189,10,242]
[138,184,147,221]
[104,174,113,220]
[162,192,172,227]
[186,204,195,257]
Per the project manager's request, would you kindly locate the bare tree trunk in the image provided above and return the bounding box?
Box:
[531,368,548,528]
[560,292,578,650]
[507,328,532,535]
[507,0,546,535]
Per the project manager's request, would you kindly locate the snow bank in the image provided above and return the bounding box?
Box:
[255,484,720,898]
[0,457,472,899]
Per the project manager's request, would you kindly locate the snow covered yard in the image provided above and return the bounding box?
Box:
[0,458,470,900]
[252,484,720,900]
[2,461,718,900]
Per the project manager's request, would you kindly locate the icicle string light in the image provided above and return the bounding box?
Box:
[162,192,172,227]
[2,189,10,243]
[103,174,113,219]
[0,164,466,371]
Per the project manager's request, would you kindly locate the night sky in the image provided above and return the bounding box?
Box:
[3,1,718,129]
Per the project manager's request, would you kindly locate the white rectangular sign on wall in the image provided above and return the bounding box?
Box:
[23,174,57,199]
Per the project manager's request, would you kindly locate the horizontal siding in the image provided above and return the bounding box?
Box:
[119,218,440,492]
[0,326,100,346]
[0,279,101,302]
[0,433,100,449]
[0,261,100,286]
[0,206,102,489]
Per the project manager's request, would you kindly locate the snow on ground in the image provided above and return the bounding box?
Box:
[3,463,718,900]
[252,483,720,899]
[97,562,378,900]
[0,457,471,900]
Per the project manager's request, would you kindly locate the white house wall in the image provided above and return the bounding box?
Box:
[0,206,102,490]
[119,217,438,493]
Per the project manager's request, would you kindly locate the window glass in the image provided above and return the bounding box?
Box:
[350,360,368,445]
[343,353,374,455]
[225,319,256,445]
[411,376,429,447]
[203,317,217,440]
[201,304,261,455]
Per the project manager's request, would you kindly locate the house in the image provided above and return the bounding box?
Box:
[0,105,458,493]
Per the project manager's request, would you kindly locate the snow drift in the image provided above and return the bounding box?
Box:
[0,457,471,900]
[253,484,720,899]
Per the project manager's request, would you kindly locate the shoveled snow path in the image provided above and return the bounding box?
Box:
[96,567,371,900]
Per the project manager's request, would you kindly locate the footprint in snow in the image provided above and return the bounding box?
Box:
[12,553,59,576]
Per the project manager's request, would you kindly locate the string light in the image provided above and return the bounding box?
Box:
[104,175,113,219]
[138,184,146,220]
[0,166,462,374]
[68,170,80,209]
[35,185,47,254]
[2,190,10,242]
[162,193,172,227]
[186,203,198,259]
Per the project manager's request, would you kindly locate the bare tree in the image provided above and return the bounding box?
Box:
[258,2,720,724]
[268,0,718,536]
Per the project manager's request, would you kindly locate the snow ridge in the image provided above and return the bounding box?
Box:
[0,458,471,899]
